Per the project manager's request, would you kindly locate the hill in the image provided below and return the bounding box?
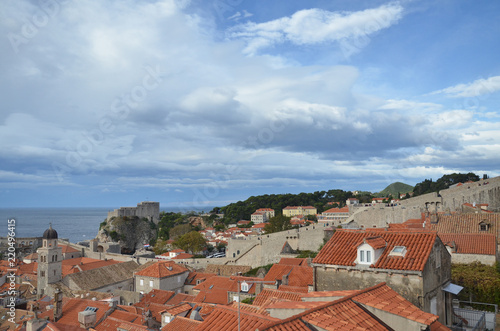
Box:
[376,182,414,198]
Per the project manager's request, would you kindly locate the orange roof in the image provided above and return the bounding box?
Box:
[283,206,316,209]
[38,298,111,328]
[253,288,303,307]
[428,214,500,235]
[363,236,387,250]
[228,302,270,316]
[171,253,194,259]
[438,233,496,255]
[58,244,79,253]
[169,249,185,253]
[134,261,188,278]
[61,257,121,277]
[260,282,446,331]
[185,271,217,285]
[166,293,196,305]
[322,206,349,214]
[96,316,149,331]
[313,230,437,271]
[135,289,175,308]
[107,309,143,324]
[352,282,438,325]
[301,290,359,298]
[278,258,308,266]
[264,264,313,288]
[256,208,274,212]
[161,316,201,331]
[163,302,192,316]
[252,223,266,228]
[278,285,309,293]
[197,305,279,330]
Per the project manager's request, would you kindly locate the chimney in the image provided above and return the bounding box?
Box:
[282,274,289,286]
[78,310,96,329]
[26,318,47,331]
[53,289,63,322]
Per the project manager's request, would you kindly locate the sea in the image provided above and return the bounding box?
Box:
[0,207,211,244]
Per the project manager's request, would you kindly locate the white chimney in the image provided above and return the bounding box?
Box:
[78,311,96,329]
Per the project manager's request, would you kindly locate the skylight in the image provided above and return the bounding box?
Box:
[389,246,407,257]
[84,307,98,312]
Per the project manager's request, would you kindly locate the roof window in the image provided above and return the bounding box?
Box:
[389,246,407,257]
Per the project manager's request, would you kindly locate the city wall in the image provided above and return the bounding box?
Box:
[225,224,328,268]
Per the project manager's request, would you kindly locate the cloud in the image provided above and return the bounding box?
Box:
[431,76,500,98]
[227,3,404,55]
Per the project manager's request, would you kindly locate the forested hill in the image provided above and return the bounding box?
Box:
[211,190,358,223]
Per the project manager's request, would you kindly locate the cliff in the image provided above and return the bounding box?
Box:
[96,215,157,254]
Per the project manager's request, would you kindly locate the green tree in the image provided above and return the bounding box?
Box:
[173,231,207,254]
[169,223,192,240]
[264,215,293,234]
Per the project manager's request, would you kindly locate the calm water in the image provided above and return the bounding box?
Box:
[0,207,211,243]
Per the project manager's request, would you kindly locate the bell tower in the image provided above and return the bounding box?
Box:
[37,224,62,297]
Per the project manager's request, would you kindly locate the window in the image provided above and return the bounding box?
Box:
[360,250,365,262]
[41,271,45,277]
[177,276,181,282]
[389,246,407,257]
[140,279,144,286]
[480,223,488,231]
[84,307,98,312]
[149,280,153,287]
[241,282,249,292]
[366,250,371,263]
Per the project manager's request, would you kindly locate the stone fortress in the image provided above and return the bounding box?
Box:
[107,201,160,224]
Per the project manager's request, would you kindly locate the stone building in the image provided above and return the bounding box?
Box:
[107,201,160,224]
[134,261,189,294]
[282,206,317,217]
[312,229,457,326]
[37,224,62,297]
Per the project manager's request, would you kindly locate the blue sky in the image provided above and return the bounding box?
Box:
[1,0,499,208]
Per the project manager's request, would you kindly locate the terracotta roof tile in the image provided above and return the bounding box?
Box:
[38,298,111,329]
[428,214,500,235]
[352,283,438,325]
[363,236,387,250]
[278,258,308,266]
[278,285,309,293]
[263,264,313,288]
[323,206,350,214]
[135,289,175,308]
[313,230,437,272]
[166,293,196,305]
[253,289,303,307]
[161,316,202,331]
[58,244,80,254]
[439,233,496,255]
[228,302,270,316]
[134,261,189,278]
[163,302,192,316]
[197,305,279,331]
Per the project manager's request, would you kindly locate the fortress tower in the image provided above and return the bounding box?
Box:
[37,224,62,297]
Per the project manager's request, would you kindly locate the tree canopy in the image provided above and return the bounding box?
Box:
[413,173,480,196]
[263,215,293,234]
[172,231,207,254]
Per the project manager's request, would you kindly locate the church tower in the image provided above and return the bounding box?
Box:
[37,224,62,297]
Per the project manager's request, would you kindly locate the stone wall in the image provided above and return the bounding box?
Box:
[225,224,328,268]
[440,177,500,212]
[107,201,160,224]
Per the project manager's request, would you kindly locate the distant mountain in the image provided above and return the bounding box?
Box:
[377,182,414,198]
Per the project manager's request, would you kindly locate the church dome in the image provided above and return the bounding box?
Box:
[43,224,58,239]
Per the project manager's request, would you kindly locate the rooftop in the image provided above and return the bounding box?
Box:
[313,230,437,271]
[134,261,189,278]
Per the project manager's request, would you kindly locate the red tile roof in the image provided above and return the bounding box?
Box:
[134,261,189,278]
[313,230,437,271]
[322,206,349,214]
[58,244,79,253]
[253,288,303,307]
[161,316,201,331]
[228,302,270,316]
[171,252,194,259]
[263,264,313,288]
[166,293,196,305]
[38,298,111,329]
[260,282,446,331]
[428,214,500,236]
[163,302,192,316]
[197,305,279,331]
[438,233,496,255]
[352,282,438,325]
[278,258,308,266]
[134,289,175,308]
[95,316,147,331]
[278,285,309,293]
[363,236,387,250]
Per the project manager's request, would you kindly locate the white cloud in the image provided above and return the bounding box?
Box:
[431,76,500,98]
[227,3,404,55]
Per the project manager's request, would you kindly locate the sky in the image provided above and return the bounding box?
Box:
[1,0,500,208]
